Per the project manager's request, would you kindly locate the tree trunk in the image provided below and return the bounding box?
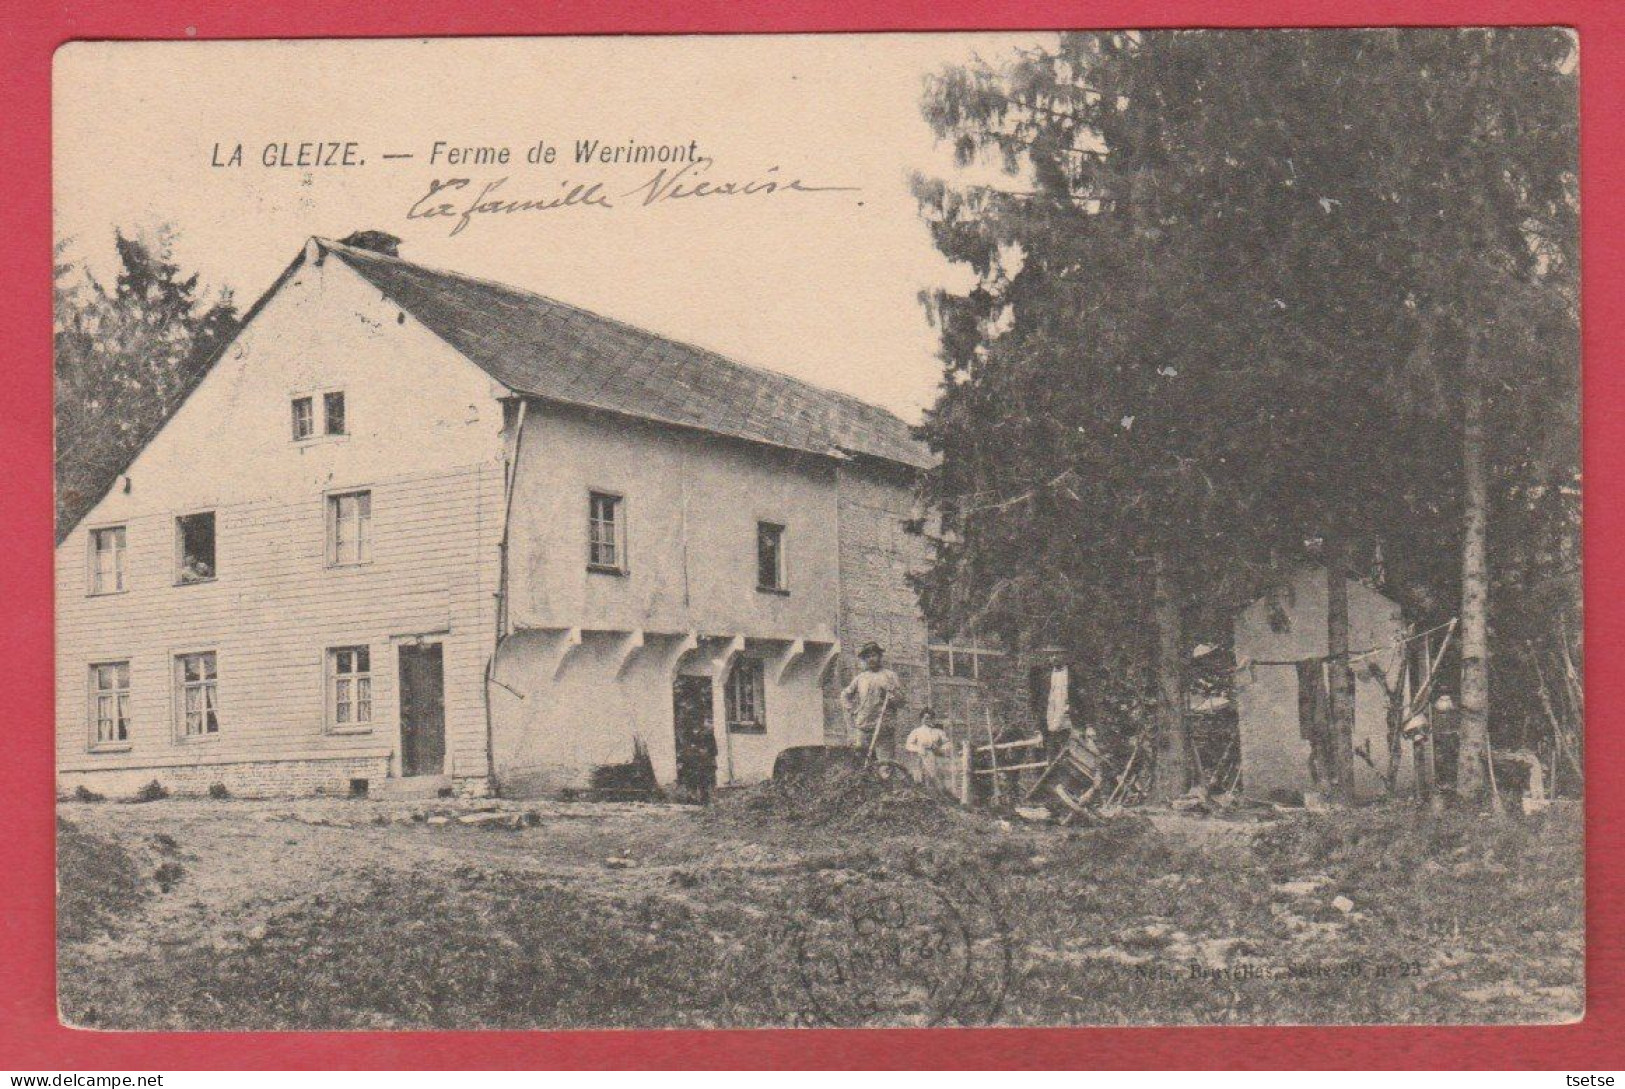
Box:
[1457,377,1492,799]
[1325,539,1357,804]
[1149,553,1190,802]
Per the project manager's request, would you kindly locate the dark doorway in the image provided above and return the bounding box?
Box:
[672,675,717,801]
[399,643,446,777]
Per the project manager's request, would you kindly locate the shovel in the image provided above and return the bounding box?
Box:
[862,689,894,765]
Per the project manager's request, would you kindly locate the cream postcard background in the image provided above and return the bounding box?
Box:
[54,34,1048,421]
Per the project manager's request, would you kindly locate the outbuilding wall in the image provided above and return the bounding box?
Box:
[1233,568,1411,800]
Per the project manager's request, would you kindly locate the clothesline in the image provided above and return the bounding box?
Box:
[1230,617,1458,674]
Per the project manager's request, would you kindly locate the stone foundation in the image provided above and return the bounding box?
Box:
[58,756,393,800]
[494,763,595,800]
[451,775,494,799]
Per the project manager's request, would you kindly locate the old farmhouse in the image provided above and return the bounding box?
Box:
[55,235,1029,799]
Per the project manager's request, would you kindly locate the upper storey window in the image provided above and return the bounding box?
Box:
[757,522,787,593]
[328,490,372,567]
[88,525,126,595]
[291,391,346,440]
[588,491,625,574]
[291,396,315,440]
[175,512,216,584]
[324,391,346,436]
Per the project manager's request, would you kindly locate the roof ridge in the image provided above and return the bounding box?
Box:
[318,237,919,436]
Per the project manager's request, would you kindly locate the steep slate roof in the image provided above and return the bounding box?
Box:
[321,239,932,469]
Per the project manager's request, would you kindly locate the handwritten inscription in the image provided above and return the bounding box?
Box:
[406,158,860,236]
[407,177,613,237]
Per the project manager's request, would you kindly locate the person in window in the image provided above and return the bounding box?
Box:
[843,641,904,761]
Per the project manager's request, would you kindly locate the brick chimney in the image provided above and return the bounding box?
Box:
[337,230,402,257]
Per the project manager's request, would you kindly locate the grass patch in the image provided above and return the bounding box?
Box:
[56,800,1583,1028]
[56,817,147,943]
[997,805,1583,1025]
[62,866,781,1030]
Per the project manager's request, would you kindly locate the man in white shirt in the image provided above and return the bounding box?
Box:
[905,708,953,797]
[842,641,904,760]
[1043,651,1071,759]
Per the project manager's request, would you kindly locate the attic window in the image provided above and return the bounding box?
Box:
[324,391,347,436]
[291,397,315,440]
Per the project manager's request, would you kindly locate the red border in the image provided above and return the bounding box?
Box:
[2,0,1619,1070]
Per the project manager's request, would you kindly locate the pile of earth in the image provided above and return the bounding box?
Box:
[705,758,973,835]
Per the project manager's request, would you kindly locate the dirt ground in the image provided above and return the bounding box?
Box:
[56,785,1584,1030]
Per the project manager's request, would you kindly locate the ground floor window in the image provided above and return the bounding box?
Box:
[328,645,372,730]
[89,661,130,748]
[725,657,766,734]
[174,652,219,738]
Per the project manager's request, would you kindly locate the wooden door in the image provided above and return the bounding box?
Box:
[398,643,446,777]
[672,675,715,790]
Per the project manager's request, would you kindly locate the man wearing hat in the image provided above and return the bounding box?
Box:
[842,641,905,760]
